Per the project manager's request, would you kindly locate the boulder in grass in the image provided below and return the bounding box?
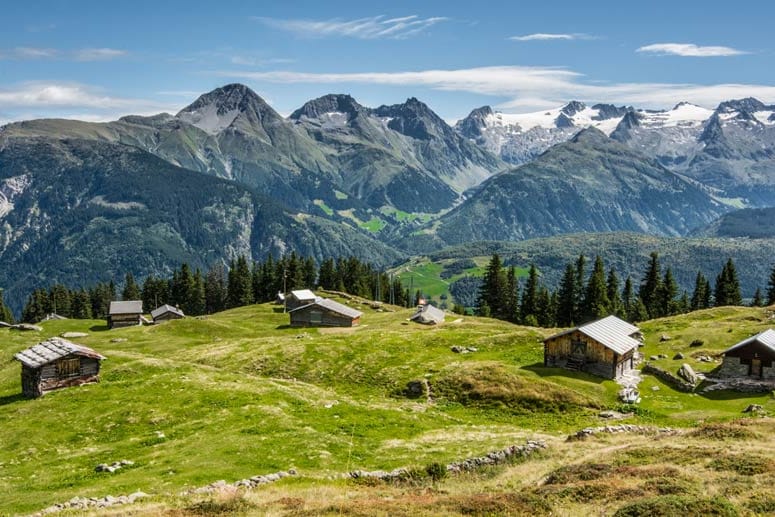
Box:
[677,363,699,385]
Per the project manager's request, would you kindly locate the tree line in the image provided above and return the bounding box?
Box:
[16,253,410,323]
[477,252,755,327]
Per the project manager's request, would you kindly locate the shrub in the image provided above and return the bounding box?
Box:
[613,495,739,517]
[709,454,773,475]
[425,462,448,481]
[545,463,612,484]
[689,339,704,347]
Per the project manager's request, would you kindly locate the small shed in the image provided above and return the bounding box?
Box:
[289,297,363,327]
[287,289,317,310]
[718,329,775,379]
[410,304,445,325]
[14,337,106,398]
[543,315,641,379]
[108,300,143,329]
[151,304,185,323]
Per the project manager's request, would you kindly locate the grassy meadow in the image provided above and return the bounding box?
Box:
[0,301,773,515]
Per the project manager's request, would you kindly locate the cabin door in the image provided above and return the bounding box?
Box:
[751,359,762,378]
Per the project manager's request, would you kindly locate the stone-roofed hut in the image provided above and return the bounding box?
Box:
[14,337,106,398]
[287,289,317,311]
[543,315,641,379]
[410,304,445,325]
[289,297,363,327]
[108,300,143,329]
[718,329,775,379]
[151,304,185,323]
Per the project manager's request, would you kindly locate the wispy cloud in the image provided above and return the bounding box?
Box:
[253,15,448,40]
[214,65,775,112]
[509,33,596,42]
[636,43,748,57]
[0,47,128,61]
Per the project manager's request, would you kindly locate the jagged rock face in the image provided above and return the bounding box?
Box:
[289,94,366,122]
[431,128,726,245]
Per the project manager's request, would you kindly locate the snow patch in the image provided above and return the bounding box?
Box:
[0,174,32,219]
[754,111,775,126]
[178,104,240,135]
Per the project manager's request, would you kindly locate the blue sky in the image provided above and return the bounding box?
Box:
[1,0,774,124]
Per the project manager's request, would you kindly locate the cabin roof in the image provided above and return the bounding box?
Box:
[545,315,640,355]
[14,337,106,368]
[151,304,185,319]
[289,297,363,319]
[724,328,775,355]
[109,300,143,315]
[410,304,445,324]
[290,289,316,301]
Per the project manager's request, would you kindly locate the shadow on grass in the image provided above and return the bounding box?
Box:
[89,325,109,332]
[700,386,774,401]
[272,307,287,314]
[0,393,26,406]
[522,363,606,385]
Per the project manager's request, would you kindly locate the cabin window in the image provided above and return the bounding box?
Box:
[57,358,81,378]
[310,310,323,324]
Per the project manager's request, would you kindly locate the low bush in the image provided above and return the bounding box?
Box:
[613,495,739,517]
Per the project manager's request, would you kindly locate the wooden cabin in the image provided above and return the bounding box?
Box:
[287,289,317,310]
[107,300,143,329]
[151,304,185,323]
[718,329,775,379]
[543,315,641,379]
[410,304,445,325]
[14,337,106,398]
[289,297,362,327]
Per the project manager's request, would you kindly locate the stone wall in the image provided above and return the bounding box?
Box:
[716,356,750,378]
[642,364,695,392]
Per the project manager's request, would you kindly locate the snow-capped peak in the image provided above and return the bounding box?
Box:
[635,103,713,128]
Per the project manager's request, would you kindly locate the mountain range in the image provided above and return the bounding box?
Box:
[1,83,775,311]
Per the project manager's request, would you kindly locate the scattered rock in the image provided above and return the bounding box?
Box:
[35,491,147,514]
[404,380,429,399]
[697,355,713,363]
[673,352,685,360]
[599,410,626,419]
[110,338,127,343]
[677,363,699,385]
[13,323,42,331]
[182,469,296,495]
[651,385,660,391]
[567,424,679,441]
[658,354,668,359]
[95,460,134,473]
[450,346,477,353]
[689,339,704,348]
[743,404,764,413]
[660,334,671,342]
[61,331,89,338]
[649,355,659,361]
[451,345,464,353]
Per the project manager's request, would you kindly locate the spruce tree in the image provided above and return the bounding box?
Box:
[71,289,92,319]
[0,288,13,324]
[767,264,775,305]
[690,271,710,311]
[49,284,72,317]
[714,258,742,307]
[606,268,623,318]
[555,263,577,326]
[122,272,141,301]
[536,287,554,327]
[582,256,609,322]
[658,267,679,316]
[478,254,506,318]
[205,264,228,314]
[639,252,662,318]
[520,264,539,323]
[187,269,206,315]
[505,266,520,323]
[622,276,635,322]
[227,256,254,308]
[752,288,764,307]
[574,255,586,321]
[318,258,337,290]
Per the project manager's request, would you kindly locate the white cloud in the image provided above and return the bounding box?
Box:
[253,15,448,39]
[636,43,748,57]
[73,48,127,61]
[214,65,775,112]
[509,33,595,42]
[0,47,127,61]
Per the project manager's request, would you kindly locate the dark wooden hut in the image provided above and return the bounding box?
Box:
[543,315,641,379]
[14,337,106,398]
[107,300,143,329]
[287,289,317,311]
[718,329,775,379]
[151,304,185,323]
[410,304,445,325]
[289,298,362,327]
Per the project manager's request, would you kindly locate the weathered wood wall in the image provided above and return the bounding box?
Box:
[108,313,141,329]
[21,355,102,398]
[290,306,359,327]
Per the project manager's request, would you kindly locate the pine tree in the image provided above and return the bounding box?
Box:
[478,254,506,318]
[677,291,690,314]
[574,255,586,321]
[520,264,539,323]
[752,288,764,307]
[622,276,635,322]
[690,271,710,311]
[186,269,206,316]
[303,257,316,289]
[767,264,775,305]
[89,282,114,319]
[227,256,254,308]
[504,266,520,323]
[582,256,609,322]
[22,288,49,323]
[631,298,650,323]
[71,289,92,319]
[49,284,72,317]
[556,263,577,326]
[658,267,679,316]
[714,258,742,307]
[318,258,337,290]
[204,264,228,314]
[639,252,662,318]
[122,272,141,301]
[606,268,623,318]
[0,288,13,323]
[536,287,554,327]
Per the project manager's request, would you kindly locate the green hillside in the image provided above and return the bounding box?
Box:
[0,302,773,515]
